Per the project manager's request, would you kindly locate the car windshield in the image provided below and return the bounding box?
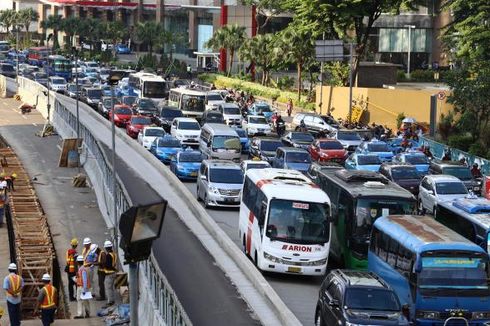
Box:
[419,255,490,296]
[260,140,282,152]
[255,104,271,113]
[207,93,223,101]
[87,89,102,99]
[344,288,400,311]
[138,99,157,110]
[224,107,240,115]
[161,109,182,118]
[131,117,151,125]
[235,129,247,138]
[291,133,314,142]
[103,98,116,107]
[145,129,165,137]
[405,155,429,165]
[249,117,267,124]
[246,163,270,170]
[442,167,473,180]
[367,143,389,152]
[357,156,381,165]
[1,65,14,72]
[122,97,137,106]
[205,113,223,122]
[286,152,311,163]
[337,131,361,141]
[209,168,243,183]
[179,152,203,163]
[182,95,205,112]
[115,107,131,115]
[35,73,47,79]
[143,81,167,98]
[212,136,241,150]
[435,182,468,195]
[266,199,330,244]
[319,141,343,150]
[179,121,200,130]
[86,68,97,73]
[51,78,65,84]
[158,138,181,147]
[391,167,420,180]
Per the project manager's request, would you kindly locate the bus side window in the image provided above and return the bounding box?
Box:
[387,238,399,267]
[378,233,389,262]
[455,214,476,243]
[255,190,266,228]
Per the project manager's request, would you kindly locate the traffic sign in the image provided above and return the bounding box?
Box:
[437,91,446,100]
[315,40,345,62]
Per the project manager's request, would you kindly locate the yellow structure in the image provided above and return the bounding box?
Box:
[316,85,454,130]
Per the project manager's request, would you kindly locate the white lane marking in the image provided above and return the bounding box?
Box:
[32,123,37,126]
[21,115,27,120]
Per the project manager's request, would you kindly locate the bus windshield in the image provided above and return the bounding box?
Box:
[442,167,473,180]
[143,81,167,98]
[212,136,240,150]
[182,95,205,112]
[266,199,330,244]
[419,255,490,296]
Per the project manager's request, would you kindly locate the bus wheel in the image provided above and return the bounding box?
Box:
[254,251,259,268]
[433,206,437,218]
[196,186,201,201]
[204,194,210,208]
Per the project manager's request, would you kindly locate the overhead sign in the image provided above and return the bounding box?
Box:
[315,40,345,62]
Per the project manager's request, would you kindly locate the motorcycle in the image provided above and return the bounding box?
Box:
[276,121,286,137]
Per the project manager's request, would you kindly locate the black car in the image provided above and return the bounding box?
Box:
[281,131,315,149]
[429,160,482,194]
[248,137,283,163]
[315,269,409,326]
[200,110,224,126]
[80,87,102,108]
[135,98,158,117]
[98,96,120,118]
[156,106,183,132]
[379,162,422,195]
[0,63,16,78]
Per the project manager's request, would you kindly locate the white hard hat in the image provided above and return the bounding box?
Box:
[90,244,98,252]
[76,255,84,262]
[83,237,91,245]
[8,263,17,271]
[104,240,113,248]
[42,274,51,281]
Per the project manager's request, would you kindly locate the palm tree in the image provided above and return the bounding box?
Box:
[206,24,246,76]
[41,15,63,50]
[104,21,127,49]
[135,21,164,56]
[239,33,278,85]
[17,8,38,43]
[0,9,18,34]
[60,16,79,48]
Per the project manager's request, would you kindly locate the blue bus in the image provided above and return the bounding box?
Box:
[369,215,490,325]
[44,55,72,80]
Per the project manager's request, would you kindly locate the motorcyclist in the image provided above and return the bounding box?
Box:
[276,114,285,136]
[471,163,483,178]
[299,119,307,132]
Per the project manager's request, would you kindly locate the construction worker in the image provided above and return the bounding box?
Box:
[103,240,118,306]
[85,243,99,286]
[5,172,16,192]
[34,274,57,326]
[3,263,24,326]
[65,238,78,301]
[82,237,91,260]
[74,255,91,319]
[97,243,107,301]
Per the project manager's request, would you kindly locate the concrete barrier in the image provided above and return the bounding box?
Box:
[13,76,301,326]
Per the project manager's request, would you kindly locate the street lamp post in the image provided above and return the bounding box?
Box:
[73,48,81,172]
[404,25,416,79]
[14,27,20,82]
[348,42,354,124]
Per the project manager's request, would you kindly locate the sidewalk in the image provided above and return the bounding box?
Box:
[0,98,107,325]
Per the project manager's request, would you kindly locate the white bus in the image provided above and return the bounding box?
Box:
[168,88,206,119]
[128,72,168,103]
[239,168,332,275]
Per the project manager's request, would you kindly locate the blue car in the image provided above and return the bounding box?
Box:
[393,151,430,174]
[115,44,131,54]
[345,153,382,172]
[386,137,420,154]
[101,84,112,97]
[234,128,249,153]
[271,147,312,173]
[170,150,204,180]
[248,102,274,121]
[150,136,183,164]
[357,140,393,162]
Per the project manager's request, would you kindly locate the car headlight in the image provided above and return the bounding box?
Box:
[303,258,327,266]
[263,252,282,264]
[416,311,440,319]
[209,186,220,195]
[472,312,490,319]
[474,186,480,191]
[177,164,185,170]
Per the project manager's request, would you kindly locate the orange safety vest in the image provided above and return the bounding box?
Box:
[76,267,90,289]
[6,274,22,297]
[104,252,117,274]
[65,249,76,273]
[40,284,57,309]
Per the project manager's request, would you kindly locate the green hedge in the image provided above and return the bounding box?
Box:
[198,74,315,111]
[396,69,451,83]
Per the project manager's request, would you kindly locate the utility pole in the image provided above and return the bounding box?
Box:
[74,48,80,173]
[404,25,416,79]
[348,43,354,124]
[111,84,118,253]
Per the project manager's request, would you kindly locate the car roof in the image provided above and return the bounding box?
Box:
[380,162,416,169]
[248,115,267,119]
[203,160,240,169]
[279,147,308,153]
[431,160,467,167]
[331,270,388,289]
[174,117,198,122]
[424,174,461,182]
[221,103,239,108]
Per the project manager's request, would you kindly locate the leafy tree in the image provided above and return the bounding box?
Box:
[41,15,63,49]
[135,21,164,56]
[240,0,287,34]
[104,20,127,48]
[60,17,80,48]
[0,9,18,34]
[239,33,278,85]
[205,24,246,76]
[17,8,38,42]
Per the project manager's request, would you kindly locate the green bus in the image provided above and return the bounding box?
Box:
[314,169,416,269]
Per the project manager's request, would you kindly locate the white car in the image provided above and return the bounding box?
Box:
[48,76,67,92]
[418,175,468,215]
[243,115,271,137]
[218,103,242,127]
[170,117,201,146]
[205,91,225,111]
[240,160,271,174]
[138,126,166,150]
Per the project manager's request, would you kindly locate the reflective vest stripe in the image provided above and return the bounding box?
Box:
[76,268,90,288]
[40,285,56,309]
[66,250,76,273]
[104,252,117,274]
[7,275,21,296]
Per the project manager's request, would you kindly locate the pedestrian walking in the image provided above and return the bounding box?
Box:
[3,263,24,326]
[102,240,118,307]
[187,64,192,79]
[74,256,91,319]
[33,274,57,326]
[65,238,78,301]
[97,244,107,301]
[286,98,293,117]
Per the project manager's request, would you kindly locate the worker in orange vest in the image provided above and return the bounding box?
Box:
[65,238,78,301]
[3,263,24,326]
[74,255,91,319]
[34,273,57,326]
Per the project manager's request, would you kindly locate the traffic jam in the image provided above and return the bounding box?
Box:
[19,53,490,325]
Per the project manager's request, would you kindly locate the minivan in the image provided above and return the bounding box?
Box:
[199,123,241,161]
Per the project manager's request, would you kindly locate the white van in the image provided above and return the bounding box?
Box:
[199,123,241,161]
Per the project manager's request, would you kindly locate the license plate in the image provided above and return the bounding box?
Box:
[287,266,301,273]
[225,198,236,203]
[190,172,197,177]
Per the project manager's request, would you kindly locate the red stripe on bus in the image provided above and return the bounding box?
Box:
[246,211,254,255]
[256,179,272,189]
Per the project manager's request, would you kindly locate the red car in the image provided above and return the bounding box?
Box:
[109,104,132,127]
[126,115,152,139]
[308,139,348,163]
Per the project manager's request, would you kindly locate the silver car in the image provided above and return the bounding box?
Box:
[418,174,468,215]
[196,160,243,208]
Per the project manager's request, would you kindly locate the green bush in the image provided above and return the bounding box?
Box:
[396,70,407,82]
[469,142,487,157]
[410,70,435,82]
[276,76,295,91]
[448,134,473,152]
[396,112,406,129]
